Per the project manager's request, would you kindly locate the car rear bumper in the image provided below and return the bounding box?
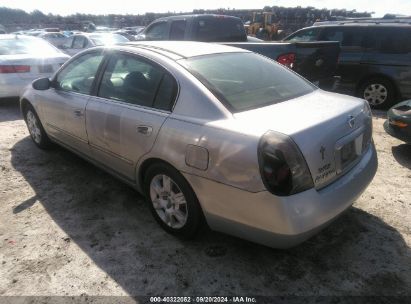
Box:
[0,75,34,98]
[184,143,377,248]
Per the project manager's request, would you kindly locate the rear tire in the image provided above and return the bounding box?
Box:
[143,162,204,239]
[23,104,52,149]
[358,77,396,109]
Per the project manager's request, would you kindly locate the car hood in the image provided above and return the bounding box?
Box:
[211,89,371,188]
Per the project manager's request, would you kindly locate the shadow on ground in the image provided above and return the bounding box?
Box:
[10,136,411,296]
[392,144,411,169]
[0,98,21,123]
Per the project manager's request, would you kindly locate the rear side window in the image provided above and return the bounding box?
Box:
[98,53,177,110]
[320,27,366,48]
[193,18,247,42]
[374,27,411,54]
[72,36,86,49]
[180,52,315,112]
[170,20,186,40]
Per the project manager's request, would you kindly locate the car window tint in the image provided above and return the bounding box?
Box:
[321,27,365,48]
[181,52,315,112]
[374,27,411,54]
[153,73,178,111]
[98,53,166,108]
[193,18,247,42]
[72,36,85,49]
[170,20,186,40]
[145,22,168,40]
[55,52,103,94]
[285,28,321,42]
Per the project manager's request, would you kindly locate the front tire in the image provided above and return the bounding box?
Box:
[358,77,396,109]
[24,104,52,149]
[143,163,204,239]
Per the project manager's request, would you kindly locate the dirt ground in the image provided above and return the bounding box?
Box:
[0,100,410,298]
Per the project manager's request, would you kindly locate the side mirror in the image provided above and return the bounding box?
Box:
[32,77,51,90]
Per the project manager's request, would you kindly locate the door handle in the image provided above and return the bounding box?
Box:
[73,109,84,117]
[137,125,153,136]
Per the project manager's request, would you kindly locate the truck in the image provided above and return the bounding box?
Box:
[135,14,340,87]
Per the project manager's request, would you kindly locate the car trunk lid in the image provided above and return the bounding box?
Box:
[232,90,372,189]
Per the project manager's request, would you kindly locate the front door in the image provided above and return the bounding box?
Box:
[41,51,104,153]
[85,52,178,180]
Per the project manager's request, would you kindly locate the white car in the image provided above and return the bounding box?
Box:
[0,35,70,99]
[61,33,129,56]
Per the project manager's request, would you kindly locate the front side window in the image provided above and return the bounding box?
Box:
[180,52,315,112]
[145,22,168,40]
[98,53,177,110]
[55,52,104,94]
[284,27,321,42]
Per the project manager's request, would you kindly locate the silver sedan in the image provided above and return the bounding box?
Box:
[20,41,378,248]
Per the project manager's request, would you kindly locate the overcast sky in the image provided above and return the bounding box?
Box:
[1,0,411,17]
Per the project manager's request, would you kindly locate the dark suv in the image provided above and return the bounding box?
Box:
[136,14,247,42]
[284,20,411,109]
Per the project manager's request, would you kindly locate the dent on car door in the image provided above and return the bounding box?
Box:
[41,51,104,153]
[86,52,177,180]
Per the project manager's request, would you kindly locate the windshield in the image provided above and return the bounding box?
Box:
[89,34,129,46]
[0,37,61,55]
[180,52,315,112]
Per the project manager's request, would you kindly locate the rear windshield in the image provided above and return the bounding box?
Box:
[193,17,247,42]
[180,52,315,112]
[89,34,129,46]
[0,37,60,55]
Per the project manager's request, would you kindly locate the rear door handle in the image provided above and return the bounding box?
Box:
[73,109,84,117]
[137,125,153,136]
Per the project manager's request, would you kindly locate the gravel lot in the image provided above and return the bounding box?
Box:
[0,100,410,298]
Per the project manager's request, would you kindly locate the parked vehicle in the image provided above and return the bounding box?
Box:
[136,14,248,42]
[384,100,411,143]
[0,35,69,99]
[283,18,411,109]
[136,14,340,86]
[61,33,129,56]
[20,41,377,248]
[224,41,340,88]
[38,32,69,48]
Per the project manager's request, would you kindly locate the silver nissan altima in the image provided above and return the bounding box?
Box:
[20,41,377,248]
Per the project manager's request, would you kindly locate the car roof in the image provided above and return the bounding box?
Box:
[154,14,241,22]
[122,41,249,60]
[311,22,411,28]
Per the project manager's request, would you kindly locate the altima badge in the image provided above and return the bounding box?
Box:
[348,115,355,128]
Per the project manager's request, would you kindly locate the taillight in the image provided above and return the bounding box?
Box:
[276,53,296,69]
[258,131,314,196]
[0,65,31,73]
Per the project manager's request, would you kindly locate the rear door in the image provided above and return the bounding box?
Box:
[86,52,178,180]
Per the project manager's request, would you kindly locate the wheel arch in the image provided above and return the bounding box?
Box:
[137,157,179,192]
[356,73,400,99]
